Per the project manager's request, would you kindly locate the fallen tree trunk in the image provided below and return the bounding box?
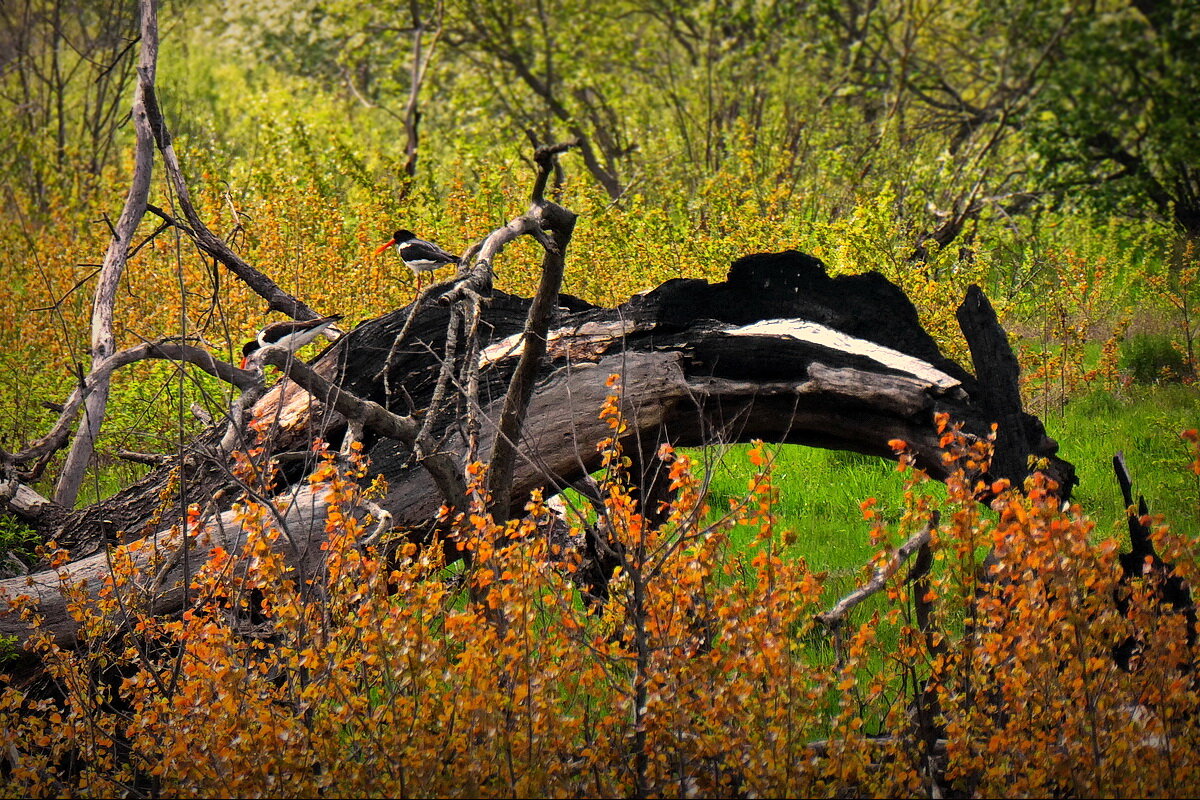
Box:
[1,485,342,650]
[1,249,1075,651]
[264,248,1073,524]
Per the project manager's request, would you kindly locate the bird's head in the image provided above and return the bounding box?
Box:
[374,229,417,256]
[239,339,260,371]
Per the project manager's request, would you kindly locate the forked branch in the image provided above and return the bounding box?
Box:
[53,0,159,507]
[374,141,580,517]
[481,141,580,516]
[256,348,467,509]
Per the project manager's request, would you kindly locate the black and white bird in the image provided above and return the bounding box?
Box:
[374,228,459,294]
[240,314,343,369]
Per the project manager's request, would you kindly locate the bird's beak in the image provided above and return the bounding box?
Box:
[374,238,396,256]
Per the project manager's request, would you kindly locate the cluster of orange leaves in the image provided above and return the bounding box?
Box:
[2,407,1200,797]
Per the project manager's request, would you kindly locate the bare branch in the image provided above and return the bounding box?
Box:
[256,347,467,509]
[141,93,320,322]
[816,512,940,629]
[483,143,579,516]
[114,449,172,466]
[53,0,159,507]
[3,340,257,473]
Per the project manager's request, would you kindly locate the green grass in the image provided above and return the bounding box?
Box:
[1048,383,1199,539]
[695,444,939,594]
[677,384,1197,580]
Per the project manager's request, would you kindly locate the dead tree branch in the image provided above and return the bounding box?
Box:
[817,512,940,629]
[956,284,1065,493]
[2,247,1086,660]
[372,141,580,520]
[485,141,579,517]
[141,94,320,322]
[2,340,257,478]
[0,484,345,653]
[256,346,467,509]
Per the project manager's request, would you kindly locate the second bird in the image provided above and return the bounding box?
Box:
[375,228,459,296]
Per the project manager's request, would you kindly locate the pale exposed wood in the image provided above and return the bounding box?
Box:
[0,485,345,651]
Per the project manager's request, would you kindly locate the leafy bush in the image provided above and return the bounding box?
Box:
[2,406,1199,797]
[1121,333,1188,384]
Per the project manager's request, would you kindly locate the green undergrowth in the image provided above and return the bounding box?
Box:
[1051,383,1200,536]
[680,382,1196,601]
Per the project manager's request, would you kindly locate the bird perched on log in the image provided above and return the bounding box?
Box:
[374,228,459,296]
[240,314,343,369]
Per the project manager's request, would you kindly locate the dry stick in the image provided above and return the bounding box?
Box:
[414,304,464,457]
[458,296,484,464]
[376,211,525,389]
[377,142,578,519]
[114,450,172,466]
[816,511,941,629]
[53,0,159,507]
[485,142,579,518]
[377,269,472,398]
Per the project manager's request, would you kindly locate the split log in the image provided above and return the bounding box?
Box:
[9,250,1074,551]
[2,249,1078,652]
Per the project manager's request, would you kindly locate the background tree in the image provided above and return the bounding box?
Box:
[1024,0,1200,248]
[0,0,138,215]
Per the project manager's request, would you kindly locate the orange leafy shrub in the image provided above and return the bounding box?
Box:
[2,402,1200,796]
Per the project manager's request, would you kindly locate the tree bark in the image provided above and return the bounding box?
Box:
[15,251,1078,550]
[955,284,1070,495]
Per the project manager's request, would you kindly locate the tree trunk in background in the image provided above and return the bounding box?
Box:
[54,0,159,507]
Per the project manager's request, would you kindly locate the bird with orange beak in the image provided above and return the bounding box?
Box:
[374,228,459,296]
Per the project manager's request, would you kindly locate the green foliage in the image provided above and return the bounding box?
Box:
[0,513,38,581]
[1025,0,1200,235]
[701,442,945,595]
[0,0,139,216]
[1122,333,1189,384]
